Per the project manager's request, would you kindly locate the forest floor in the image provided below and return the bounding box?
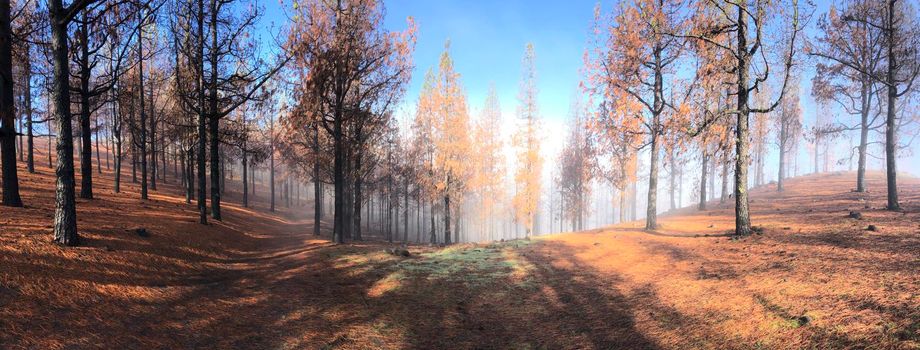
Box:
[1,156,919,349]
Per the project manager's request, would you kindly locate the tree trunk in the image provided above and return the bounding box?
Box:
[95,112,101,174]
[855,77,870,192]
[699,150,707,210]
[883,0,899,210]
[207,0,221,220]
[668,149,676,211]
[113,102,122,193]
[270,141,275,212]
[677,164,683,208]
[332,119,344,243]
[242,152,248,207]
[353,174,363,241]
[645,42,663,230]
[196,0,207,224]
[138,12,148,201]
[778,128,786,192]
[733,6,752,236]
[78,16,93,200]
[106,116,111,171]
[429,200,436,244]
[149,86,157,191]
[403,181,409,242]
[720,155,728,204]
[313,134,321,235]
[49,0,78,245]
[131,140,137,183]
[24,59,33,174]
[187,148,195,203]
[0,0,20,207]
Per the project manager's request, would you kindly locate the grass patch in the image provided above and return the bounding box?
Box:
[365,240,538,297]
[400,241,536,285]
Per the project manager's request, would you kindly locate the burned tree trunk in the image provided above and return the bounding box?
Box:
[0,0,21,206]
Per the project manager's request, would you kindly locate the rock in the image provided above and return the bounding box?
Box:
[866,225,878,232]
[386,247,411,257]
[848,211,862,220]
[797,315,812,326]
[134,228,150,237]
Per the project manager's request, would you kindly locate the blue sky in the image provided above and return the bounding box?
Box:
[382,0,591,124]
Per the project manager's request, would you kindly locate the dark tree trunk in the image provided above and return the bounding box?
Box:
[95,112,101,174]
[196,0,208,224]
[24,59,34,174]
[207,0,221,220]
[403,181,409,242]
[138,12,148,201]
[269,140,275,212]
[113,96,122,193]
[25,100,33,173]
[242,152,248,207]
[386,175,393,242]
[332,116,344,243]
[105,115,111,170]
[352,174,362,241]
[47,133,51,168]
[49,0,78,245]
[78,17,93,200]
[444,181,451,245]
[0,0,20,207]
[187,148,195,203]
[429,200,436,244]
[131,141,137,183]
[173,146,178,180]
[149,87,157,191]
[313,136,321,235]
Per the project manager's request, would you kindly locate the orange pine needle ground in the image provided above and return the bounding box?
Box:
[1,154,918,349]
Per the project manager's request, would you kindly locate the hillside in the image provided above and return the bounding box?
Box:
[1,163,918,349]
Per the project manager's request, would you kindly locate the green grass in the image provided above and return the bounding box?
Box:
[393,240,537,286]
